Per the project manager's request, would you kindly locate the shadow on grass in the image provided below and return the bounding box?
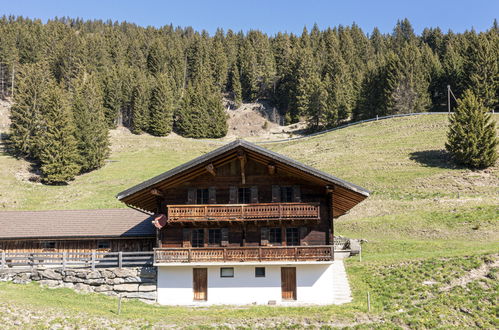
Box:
[409,149,461,169]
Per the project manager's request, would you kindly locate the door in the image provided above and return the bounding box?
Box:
[193,268,207,301]
[281,267,297,300]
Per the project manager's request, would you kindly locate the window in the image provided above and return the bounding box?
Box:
[191,229,204,247]
[281,186,293,202]
[208,229,222,245]
[269,227,282,244]
[42,241,56,249]
[97,240,110,249]
[238,187,251,204]
[220,267,234,278]
[255,267,266,277]
[286,227,300,246]
[197,188,209,204]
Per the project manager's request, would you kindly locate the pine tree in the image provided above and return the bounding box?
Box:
[38,82,81,183]
[9,62,50,159]
[465,33,498,110]
[71,73,110,172]
[148,73,174,136]
[101,68,123,128]
[130,71,151,134]
[445,90,498,168]
[228,61,242,106]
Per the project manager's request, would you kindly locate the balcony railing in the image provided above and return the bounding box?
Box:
[154,245,333,264]
[166,202,320,223]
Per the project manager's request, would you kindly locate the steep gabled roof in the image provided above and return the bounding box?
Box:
[0,209,155,240]
[117,139,370,215]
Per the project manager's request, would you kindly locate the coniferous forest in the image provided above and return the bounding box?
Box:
[1,16,498,182]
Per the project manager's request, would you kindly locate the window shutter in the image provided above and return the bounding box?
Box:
[271,185,281,202]
[208,186,216,204]
[221,228,229,246]
[260,227,269,246]
[299,226,308,245]
[187,188,196,204]
[229,186,237,204]
[182,228,191,247]
[250,186,258,203]
[292,185,301,202]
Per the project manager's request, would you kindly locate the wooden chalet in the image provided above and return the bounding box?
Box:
[117,139,369,305]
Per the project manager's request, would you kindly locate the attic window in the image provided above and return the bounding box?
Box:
[41,241,56,249]
[97,240,110,249]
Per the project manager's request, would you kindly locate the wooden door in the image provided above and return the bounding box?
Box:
[281,267,297,300]
[193,268,207,301]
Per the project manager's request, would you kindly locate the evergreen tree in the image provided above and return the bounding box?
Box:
[71,73,110,172]
[148,73,174,136]
[445,90,498,168]
[38,82,80,183]
[101,68,123,128]
[9,62,50,159]
[176,80,228,138]
[465,34,498,110]
[228,61,242,106]
[130,71,151,134]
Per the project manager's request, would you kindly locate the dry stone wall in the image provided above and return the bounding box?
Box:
[0,267,157,302]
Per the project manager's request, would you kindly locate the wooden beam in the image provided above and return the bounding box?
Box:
[268,163,276,175]
[238,150,247,184]
[150,188,164,197]
[205,163,216,176]
[325,185,335,194]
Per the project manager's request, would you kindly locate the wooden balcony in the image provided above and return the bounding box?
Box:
[154,245,333,264]
[166,202,320,224]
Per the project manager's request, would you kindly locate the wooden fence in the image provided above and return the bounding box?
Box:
[0,251,154,270]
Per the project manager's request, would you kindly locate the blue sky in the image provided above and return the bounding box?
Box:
[1,0,497,35]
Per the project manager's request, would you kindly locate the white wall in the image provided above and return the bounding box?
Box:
[157,263,338,305]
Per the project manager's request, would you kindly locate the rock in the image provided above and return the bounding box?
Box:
[422,280,438,286]
[138,284,156,292]
[13,273,31,284]
[100,269,116,279]
[60,282,75,289]
[74,283,92,292]
[112,268,136,278]
[121,291,157,300]
[86,271,101,279]
[63,276,85,283]
[41,269,62,280]
[94,284,113,292]
[124,276,141,283]
[84,278,106,285]
[106,277,124,285]
[75,270,89,279]
[39,280,60,287]
[114,283,139,292]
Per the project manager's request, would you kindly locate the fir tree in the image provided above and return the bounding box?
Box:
[9,62,50,159]
[445,90,498,168]
[38,82,80,183]
[130,71,151,134]
[148,73,174,136]
[71,73,110,172]
[228,62,242,106]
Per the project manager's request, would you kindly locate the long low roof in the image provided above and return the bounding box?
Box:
[0,209,155,240]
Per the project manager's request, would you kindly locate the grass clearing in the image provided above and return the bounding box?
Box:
[0,114,498,327]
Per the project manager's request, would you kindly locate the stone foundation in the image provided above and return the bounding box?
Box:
[0,267,157,302]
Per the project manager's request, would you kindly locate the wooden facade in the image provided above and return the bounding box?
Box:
[0,238,154,253]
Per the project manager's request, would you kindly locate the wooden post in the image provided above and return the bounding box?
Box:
[223,248,227,261]
[188,248,191,263]
[91,251,96,270]
[62,251,67,270]
[118,294,123,315]
[29,253,34,271]
[367,291,371,312]
[118,252,123,268]
[1,250,5,269]
[447,85,451,113]
[258,247,262,262]
[359,245,362,262]
[294,247,298,261]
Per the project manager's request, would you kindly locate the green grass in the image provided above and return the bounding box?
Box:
[1,114,498,327]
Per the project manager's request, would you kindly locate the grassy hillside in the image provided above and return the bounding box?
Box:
[0,114,498,327]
